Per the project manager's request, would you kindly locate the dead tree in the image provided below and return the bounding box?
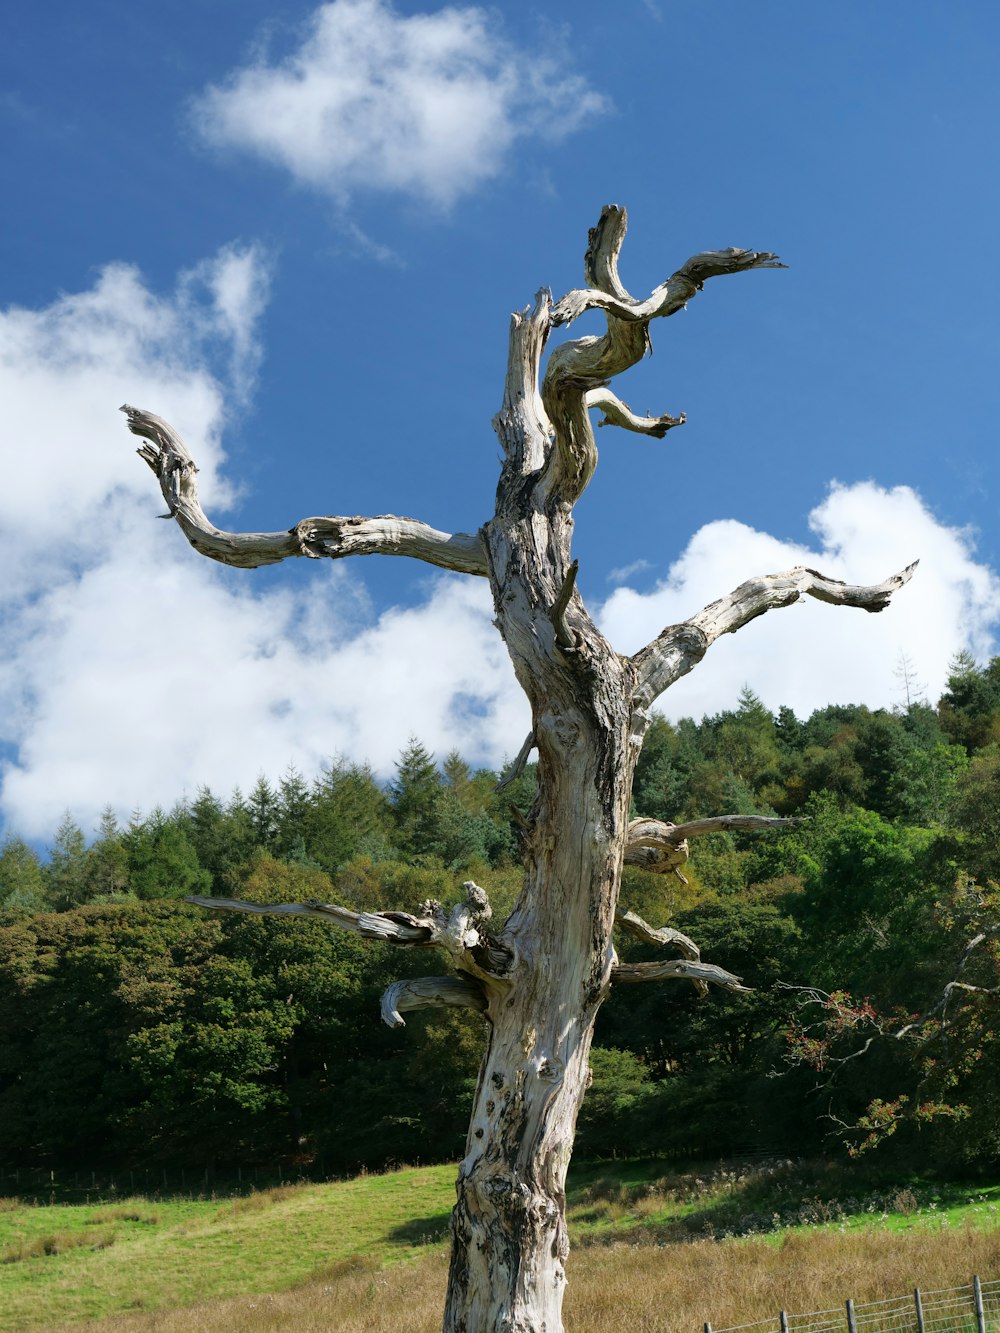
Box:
[123,206,913,1333]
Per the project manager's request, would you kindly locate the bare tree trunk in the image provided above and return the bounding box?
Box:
[442,654,634,1329]
[124,205,914,1333]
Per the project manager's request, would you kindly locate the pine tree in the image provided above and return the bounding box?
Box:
[247,774,279,849]
[0,836,50,920]
[44,813,89,909]
[83,807,130,900]
[390,739,443,858]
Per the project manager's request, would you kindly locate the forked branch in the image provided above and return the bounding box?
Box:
[539,206,783,504]
[617,815,798,995]
[122,405,487,575]
[633,562,918,708]
[586,388,685,438]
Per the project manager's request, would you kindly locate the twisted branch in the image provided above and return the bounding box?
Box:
[540,207,783,504]
[624,814,798,879]
[187,880,509,1029]
[122,405,487,575]
[381,976,488,1029]
[612,958,749,992]
[633,562,918,708]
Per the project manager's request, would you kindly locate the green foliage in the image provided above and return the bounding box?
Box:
[43,814,89,910]
[575,1047,657,1158]
[122,810,211,900]
[7,657,1000,1176]
[937,651,1000,752]
[0,838,49,922]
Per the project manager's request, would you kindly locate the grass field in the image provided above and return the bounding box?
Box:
[1,1159,998,1332]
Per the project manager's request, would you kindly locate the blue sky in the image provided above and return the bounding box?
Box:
[3,0,1000,841]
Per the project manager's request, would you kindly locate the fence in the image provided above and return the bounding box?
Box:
[706,1279,1000,1333]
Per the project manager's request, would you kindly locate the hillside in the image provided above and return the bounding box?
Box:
[2,1160,999,1331]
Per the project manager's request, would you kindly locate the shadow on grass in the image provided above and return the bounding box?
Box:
[565,1158,1000,1247]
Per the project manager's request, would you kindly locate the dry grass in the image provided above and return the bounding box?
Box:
[52,1213,1000,1333]
[566,1221,1000,1332]
[1,1228,117,1265]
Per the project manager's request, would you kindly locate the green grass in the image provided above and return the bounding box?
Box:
[0,1160,997,1331]
[564,1158,1000,1245]
[0,1167,457,1330]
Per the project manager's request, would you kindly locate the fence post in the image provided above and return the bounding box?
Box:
[914,1288,924,1333]
[781,1312,789,1333]
[974,1276,986,1333]
[705,1322,713,1333]
[846,1300,857,1333]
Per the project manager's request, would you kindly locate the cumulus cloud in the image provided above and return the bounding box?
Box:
[0,247,266,602]
[3,557,525,839]
[191,0,609,207]
[0,253,529,839]
[599,482,1000,722]
[3,258,999,843]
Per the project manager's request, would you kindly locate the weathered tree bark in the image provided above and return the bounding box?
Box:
[125,205,913,1332]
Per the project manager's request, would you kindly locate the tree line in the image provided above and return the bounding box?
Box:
[1,651,999,1175]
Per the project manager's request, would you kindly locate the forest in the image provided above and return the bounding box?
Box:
[1,651,998,1178]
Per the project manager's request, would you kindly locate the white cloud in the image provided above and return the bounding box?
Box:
[0,251,528,839]
[0,247,267,603]
[3,259,999,843]
[606,557,651,585]
[598,481,1000,721]
[3,554,525,839]
[191,0,609,207]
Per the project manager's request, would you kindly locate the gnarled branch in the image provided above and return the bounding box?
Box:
[632,562,918,708]
[551,244,785,329]
[615,906,707,996]
[189,882,511,971]
[550,560,580,650]
[540,206,783,504]
[495,730,536,793]
[122,405,487,575]
[624,814,798,879]
[186,894,433,942]
[586,387,685,438]
[187,881,511,1030]
[381,975,488,1029]
[616,907,701,961]
[612,958,749,993]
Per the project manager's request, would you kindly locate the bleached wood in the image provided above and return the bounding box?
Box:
[616,907,701,961]
[623,814,796,879]
[135,205,915,1333]
[494,729,536,792]
[121,405,487,575]
[667,814,801,840]
[381,976,488,1029]
[612,957,750,992]
[186,894,432,943]
[585,387,685,438]
[540,209,784,504]
[187,884,508,1027]
[615,907,709,996]
[633,562,919,709]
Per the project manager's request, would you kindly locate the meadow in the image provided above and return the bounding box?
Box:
[2,1159,999,1332]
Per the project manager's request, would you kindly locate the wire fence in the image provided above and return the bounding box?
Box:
[706,1278,1000,1333]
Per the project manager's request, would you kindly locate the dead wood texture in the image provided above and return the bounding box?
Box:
[125,205,913,1333]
